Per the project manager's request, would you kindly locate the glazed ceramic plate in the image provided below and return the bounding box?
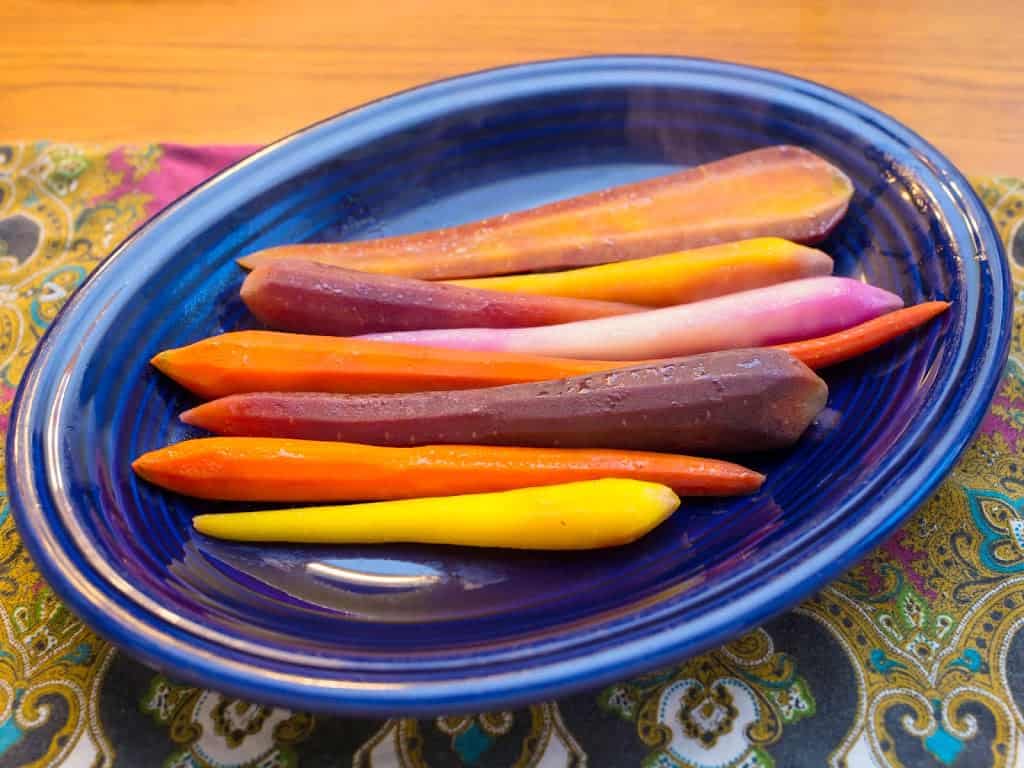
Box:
[7,57,1011,714]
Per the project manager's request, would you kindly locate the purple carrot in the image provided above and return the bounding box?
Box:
[241,259,643,336]
[181,348,829,454]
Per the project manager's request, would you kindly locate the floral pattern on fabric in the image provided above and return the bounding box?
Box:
[0,144,1021,766]
[140,675,313,768]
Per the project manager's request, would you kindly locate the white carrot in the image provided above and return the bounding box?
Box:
[358,277,904,360]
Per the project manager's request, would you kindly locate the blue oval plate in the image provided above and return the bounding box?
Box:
[7,57,1011,715]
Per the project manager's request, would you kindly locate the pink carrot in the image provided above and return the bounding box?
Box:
[359,277,903,360]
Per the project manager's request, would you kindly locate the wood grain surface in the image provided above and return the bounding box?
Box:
[3,0,1022,175]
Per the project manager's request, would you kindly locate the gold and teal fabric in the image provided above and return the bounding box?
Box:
[1,143,1024,767]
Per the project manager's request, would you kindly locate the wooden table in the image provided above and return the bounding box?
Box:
[4,0,1022,175]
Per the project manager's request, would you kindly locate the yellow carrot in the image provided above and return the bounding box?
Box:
[193,479,680,549]
[449,238,832,307]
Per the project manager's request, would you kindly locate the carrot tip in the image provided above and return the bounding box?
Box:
[193,514,215,535]
[731,471,766,493]
[150,350,171,370]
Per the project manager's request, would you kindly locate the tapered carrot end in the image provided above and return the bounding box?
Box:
[779,300,953,371]
[179,406,201,427]
[797,246,836,277]
[193,512,256,540]
[193,514,224,538]
[237,269,267,320]
[149,344,227,400]
[738,469,767,492]
[131,450,160,482]
[150,349,197,393]
[150,349,173,371]
[238,247,290,270]
[238,270,257,300]
[193,509,300,542]
[179,400,228,431]
[862,282,905,313]
[696,461,766,496]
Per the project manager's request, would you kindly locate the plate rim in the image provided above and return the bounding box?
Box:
[7,54,1012,714]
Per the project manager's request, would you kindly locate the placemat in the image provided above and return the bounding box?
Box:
[1,142,1022,767]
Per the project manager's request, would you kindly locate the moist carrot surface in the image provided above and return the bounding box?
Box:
[151,302,949,399]
[132,437,765,501]
[776,302,950,369]
[237,146,853,279]
[150,331,623,398]
[241,259,644,336]
[180,348,828,455]
[358,277,903,360]
[193,479,681,549]
[450,238,833,306]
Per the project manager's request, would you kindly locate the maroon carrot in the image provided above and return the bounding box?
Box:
[181,348,829,454]
[241,259,643,335]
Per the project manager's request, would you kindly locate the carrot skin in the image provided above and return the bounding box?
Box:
[151,302,949,398]
[359,277,904,360]
[181,348,827,454]
[237,146,853,280]
[132,437,765,500]
[193,479,681,549]
[450,238,833,306]
[241,259,643,336]
[150,331,624,398]
[776,301,950,369]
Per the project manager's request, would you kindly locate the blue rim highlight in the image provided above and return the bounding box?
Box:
[6,56,1012,714]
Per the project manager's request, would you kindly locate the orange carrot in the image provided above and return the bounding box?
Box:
[237,147,853,279]
[151,331,621,398]
[776,301,950,369]
[152,303,949,398]
[132,437,765,500]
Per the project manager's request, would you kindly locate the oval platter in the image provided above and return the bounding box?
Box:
[7,56,1011,714]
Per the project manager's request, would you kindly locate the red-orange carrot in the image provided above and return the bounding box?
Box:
[776,301,950,369]
[150,331,623,398]
[132,437,765,500]
[151,303,949,398]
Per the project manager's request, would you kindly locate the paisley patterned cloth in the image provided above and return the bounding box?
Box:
[1,142,1023,768]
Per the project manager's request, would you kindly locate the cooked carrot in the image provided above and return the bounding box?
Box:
[132,437,765,501]
[193,479,681,549]
[775,301,950,369]
[241,259,643,336]
[237,146,853,279]
[450,238,833,306]
[360,277,903,360]
[152,302,947,399]
[150,331,622,398]
[181,349,828,455]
